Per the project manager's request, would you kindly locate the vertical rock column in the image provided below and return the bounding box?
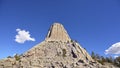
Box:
[45,23,71,42]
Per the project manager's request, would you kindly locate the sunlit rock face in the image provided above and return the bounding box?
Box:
[45,23,71,42]
[0,23,118,68]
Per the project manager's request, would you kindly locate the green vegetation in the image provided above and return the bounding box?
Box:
[7,56,12,58]
[114,56,120,67]
[91,51,120,67]
[70,40,74,42]
[62,49,67,57]
[14,54,21,61]
[97,60,104,65]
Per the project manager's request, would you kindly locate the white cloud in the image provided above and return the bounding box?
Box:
[105,42,120,54]
[15,28,35,43]
[114,55,119,58]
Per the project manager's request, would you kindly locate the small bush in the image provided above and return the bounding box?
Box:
[7,56,12,58]
[97,60,104,65]
[62,49,67,57]
[14,54,21,61]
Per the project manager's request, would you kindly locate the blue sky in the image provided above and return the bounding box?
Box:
[0,0,120,59]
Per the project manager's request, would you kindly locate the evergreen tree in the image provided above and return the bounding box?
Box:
[91,51,95,59]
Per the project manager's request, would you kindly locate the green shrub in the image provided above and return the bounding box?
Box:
[97,60,104,65]
[62,49,67,57]
[7,56,12,58]
[14,54,21,61]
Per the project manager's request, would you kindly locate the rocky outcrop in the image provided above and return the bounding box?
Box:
[0,23,118,68]
[22,41,97,68]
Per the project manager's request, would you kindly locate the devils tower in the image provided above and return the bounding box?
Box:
[0,23,117,68]
[45,23,71,42]
[22,23,96,68]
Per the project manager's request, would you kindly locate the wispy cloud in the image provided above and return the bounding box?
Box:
[15,28,35,44]
[105,42,120,54]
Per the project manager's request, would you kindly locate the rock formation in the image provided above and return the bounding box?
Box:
[45,23,71,42]
[0,23,118,68]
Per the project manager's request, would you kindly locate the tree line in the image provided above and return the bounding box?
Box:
[91,51,120,67]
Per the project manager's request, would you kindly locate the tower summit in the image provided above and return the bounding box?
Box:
[45,23,71,42]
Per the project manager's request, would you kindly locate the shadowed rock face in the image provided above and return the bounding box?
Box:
[45,23,71,42]
[0,23,118,68]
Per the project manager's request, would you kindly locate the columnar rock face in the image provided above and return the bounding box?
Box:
[0,23,118,68]
[45,23,71,42]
